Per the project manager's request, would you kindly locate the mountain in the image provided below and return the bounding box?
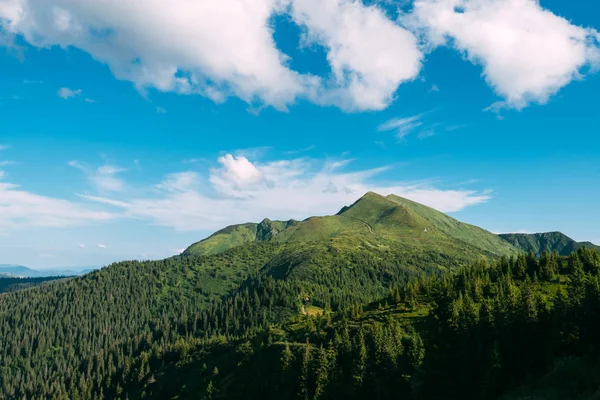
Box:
[184,192,517,259]
[498,232,600,256]
[0,264,98,278]
[183,219,299,256]
[2,191,596,399]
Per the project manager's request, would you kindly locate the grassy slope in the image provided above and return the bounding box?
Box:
[499,232,600,256]
[183,219,299,257]
[385,194,517,257]
[183,223,259,256]
[184,192,518,260]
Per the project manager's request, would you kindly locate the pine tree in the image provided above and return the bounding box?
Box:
[281,342,294,371]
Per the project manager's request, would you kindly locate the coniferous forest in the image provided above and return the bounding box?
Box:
[1,245,600,399]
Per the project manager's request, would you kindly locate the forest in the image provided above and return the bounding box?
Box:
[0,242,599,399]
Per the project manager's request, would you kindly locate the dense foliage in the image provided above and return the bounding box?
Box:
[0,276,63,293]
[0,236,461,399]
[2,244,600,399]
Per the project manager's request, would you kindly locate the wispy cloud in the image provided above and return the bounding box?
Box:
[0,182,116,233]
[80,153,491,232]
[57,87,82,100]
[97,244,107,249]
[379,112,468,140]
[284,145,316,155]
[84,98,96,103]
[0,145,9,151]
[69,161,126,192]
[378,114,424,139]
[156,106,167,114]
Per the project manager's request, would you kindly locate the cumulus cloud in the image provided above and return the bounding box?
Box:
[57,87,82,99]
[0,0,424,111]
[290,0,423,110]
[80,154,490,231]
[97,244,106,249]
[210,154,265,196]
[0,181,116,233]
[69,161,126,192]
[404,0,600,108]
[1,0,598,110]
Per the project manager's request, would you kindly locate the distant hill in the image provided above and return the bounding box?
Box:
[0,264,97,278]
[0,276,66,293]
[498,232,600,256]
[184,191,517,259]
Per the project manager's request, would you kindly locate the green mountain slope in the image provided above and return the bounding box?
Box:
[384,194,517,256]
[184,192,517,259]
[183,219,299,256]
[498,232,600,256]
[0,191,556,400]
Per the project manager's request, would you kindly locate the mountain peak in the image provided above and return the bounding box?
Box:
[184,191,517,258]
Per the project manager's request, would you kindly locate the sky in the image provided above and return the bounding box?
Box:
[0,0,599,269]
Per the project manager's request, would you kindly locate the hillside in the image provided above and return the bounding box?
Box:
[0,276,66,293]
[2,191,596,400]
[183,219,298,256]
[184,192,517,260]
[499,232,600,256]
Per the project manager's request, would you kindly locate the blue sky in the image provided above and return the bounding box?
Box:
[0,0,599,269]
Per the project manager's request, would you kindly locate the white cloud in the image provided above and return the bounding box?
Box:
[0,145,9,151]
[210,154,264,196]
[78,244,85,249]
[290,0,423,110]
[0,181,116,233]
[69,161,126,192]
[155,106,167,114]
[97,244,106,249]
[404,0,600,108]
[57,87,82,99]
[378,114,424,138]
[84,98,96,103]
[0,0,311,110]
[2,0,598,111]
[81,153,490,231]
[0,0,425,111]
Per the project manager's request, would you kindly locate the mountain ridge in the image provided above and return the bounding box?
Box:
[184,191,517,259]
[0,264,96,278]
[498,231,600,256]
